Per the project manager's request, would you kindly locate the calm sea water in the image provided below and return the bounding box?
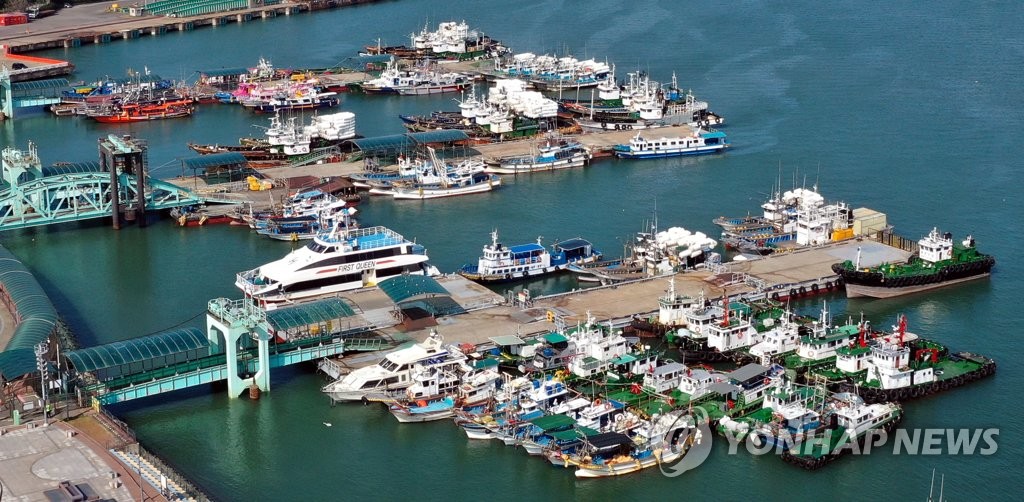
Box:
[1,1,1022,499]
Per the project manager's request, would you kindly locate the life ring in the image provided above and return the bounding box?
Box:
[771,292,780,301]
[614,123,621,130]
[798,286,807,295]
[789,288,797,298]
[811,283,820,293]
[594,399,601,405]
[763,377,771,385]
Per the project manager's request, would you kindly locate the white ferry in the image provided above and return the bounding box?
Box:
[322,330,467,402]
[457,230,601,283]
[613,129,728,159]
[235,224,437,302]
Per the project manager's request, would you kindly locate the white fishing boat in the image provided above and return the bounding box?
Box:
[484,137,592,174]
[389,147,501,199]
[363,57,472,95]
[235,223,438,303]
[613,129,729,159]
[322,330,467,402]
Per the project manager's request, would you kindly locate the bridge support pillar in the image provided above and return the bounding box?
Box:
[206,298,271,398]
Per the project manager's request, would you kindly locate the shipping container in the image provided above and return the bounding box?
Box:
[0,13,29,26]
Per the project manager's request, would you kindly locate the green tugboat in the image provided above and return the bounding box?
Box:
[781,392,903,470]
[810,316,996,403]
[832,227,995,298]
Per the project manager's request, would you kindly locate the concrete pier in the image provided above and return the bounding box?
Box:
[0,0,389,54]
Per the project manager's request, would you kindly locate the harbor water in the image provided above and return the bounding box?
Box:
[1,0,1021,499]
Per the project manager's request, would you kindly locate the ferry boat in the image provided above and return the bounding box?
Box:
[831,228,996,298]
[613,129,728,159]
[484,137,592,174]
[457,230,601,283]
[322,330,467,402]
[235,223,438,303]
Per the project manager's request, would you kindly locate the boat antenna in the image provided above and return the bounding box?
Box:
[815,161,821,193]
[928,469,936,502]
[652,198,659,234]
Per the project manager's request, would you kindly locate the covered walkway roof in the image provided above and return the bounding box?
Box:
[379,275,450,304]
[265,298,357,331]
[181,152,248,172]
[379,275,466,317]
[348,130,470,154]
[10,78,70,92]
[64,327,209,374]
[0,245,58,380]
[43,161,101,177]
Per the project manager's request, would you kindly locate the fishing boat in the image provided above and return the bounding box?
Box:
[169,206,233,227]
[613,129,728,159]
[247,91,339,113]
[566,72,725,131]
[714,185,857,256]
[570,224,718,284]
[321,330,467,402]
[235,222,439,303]
[190,110,358,160]
[457,230,601,283]
[831,228,996,298]
[361,21,510,61]
[362,57,472,95]
[89,98,195,123]
[571,410,701,478]
[484,137,592,174]
[390,397,458,423]
[387,148,501,199]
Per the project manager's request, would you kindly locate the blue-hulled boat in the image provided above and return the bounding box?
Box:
[458,230,602,283]
[613,129,729,159]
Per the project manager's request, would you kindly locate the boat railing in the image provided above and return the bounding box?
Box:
[320,225,407,249]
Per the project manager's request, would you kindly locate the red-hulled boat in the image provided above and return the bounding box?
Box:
[90,99,195,123]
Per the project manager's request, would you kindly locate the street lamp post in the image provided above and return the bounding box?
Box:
[34,341,48,426]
